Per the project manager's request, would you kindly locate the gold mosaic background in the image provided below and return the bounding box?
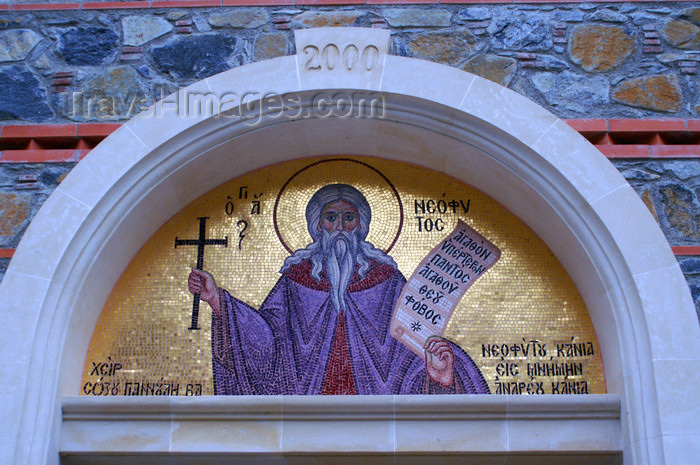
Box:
[82,156,606,396]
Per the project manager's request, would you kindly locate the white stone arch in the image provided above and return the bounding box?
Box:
[0,28,697,465]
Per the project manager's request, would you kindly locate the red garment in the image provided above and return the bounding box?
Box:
[321,312,357,395]
[284,259,397,292]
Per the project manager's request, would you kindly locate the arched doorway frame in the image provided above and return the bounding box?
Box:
[1,28,697,465]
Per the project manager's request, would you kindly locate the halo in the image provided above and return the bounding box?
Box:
[273,158,403,254]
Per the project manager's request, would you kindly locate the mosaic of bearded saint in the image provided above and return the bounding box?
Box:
[188,184,489,395]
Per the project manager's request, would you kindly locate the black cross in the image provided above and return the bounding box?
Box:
[175,217,228,330]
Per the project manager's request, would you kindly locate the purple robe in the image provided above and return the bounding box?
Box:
[211,259,490,395]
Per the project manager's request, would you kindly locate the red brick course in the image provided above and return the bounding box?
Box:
[0,249,15,259]
[672,246,700,256]
[2,121,699,161]
[82,1,150,9]
[3,0,698,11]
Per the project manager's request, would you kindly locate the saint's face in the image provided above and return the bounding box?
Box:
[319,199,361,233]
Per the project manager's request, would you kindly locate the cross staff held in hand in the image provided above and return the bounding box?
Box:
[175,217,228,330]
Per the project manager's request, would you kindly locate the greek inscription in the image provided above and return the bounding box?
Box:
[418,284,444,304]
[551,381,589,394]
[418,264,464,293]
[496,362,519,377]
[250,193,262,215]
[414,196,470,232]
[414,196,470,215]
[82,381,121,396]
[481,337,597,394]
[123,379,180,396]
[527,362,583,378]
[451,232,493,262]
[481,341,547,358]
[556,339,595,357]
[495,381,545,395]
[185,383,203,396]
[416,216,445,232]
[237,219,248,250]
[225,196,235,216]
[89,357,123,377]
[403,294,442,325]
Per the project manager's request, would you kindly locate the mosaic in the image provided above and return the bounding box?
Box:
[82,156,606,396]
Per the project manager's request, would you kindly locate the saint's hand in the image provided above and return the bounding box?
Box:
[424,336,455,388]
[188,269,220,316]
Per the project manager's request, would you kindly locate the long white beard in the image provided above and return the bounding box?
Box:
[321,229,359,312]
[279,226,398,312]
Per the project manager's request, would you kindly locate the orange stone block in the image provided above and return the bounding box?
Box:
[612,75,683,113]
[0,193,31,237]
[569,25,635,72]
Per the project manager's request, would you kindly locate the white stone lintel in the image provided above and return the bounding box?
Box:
[61,395,622,458]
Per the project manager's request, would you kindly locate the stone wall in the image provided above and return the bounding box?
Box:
[1,3,699,316]
[612,158,700,316]
[2,4,699,122]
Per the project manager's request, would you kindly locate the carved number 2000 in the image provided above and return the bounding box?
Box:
[303,44,379,72]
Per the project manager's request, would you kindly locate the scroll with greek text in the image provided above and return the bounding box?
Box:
[391,219,501,358]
